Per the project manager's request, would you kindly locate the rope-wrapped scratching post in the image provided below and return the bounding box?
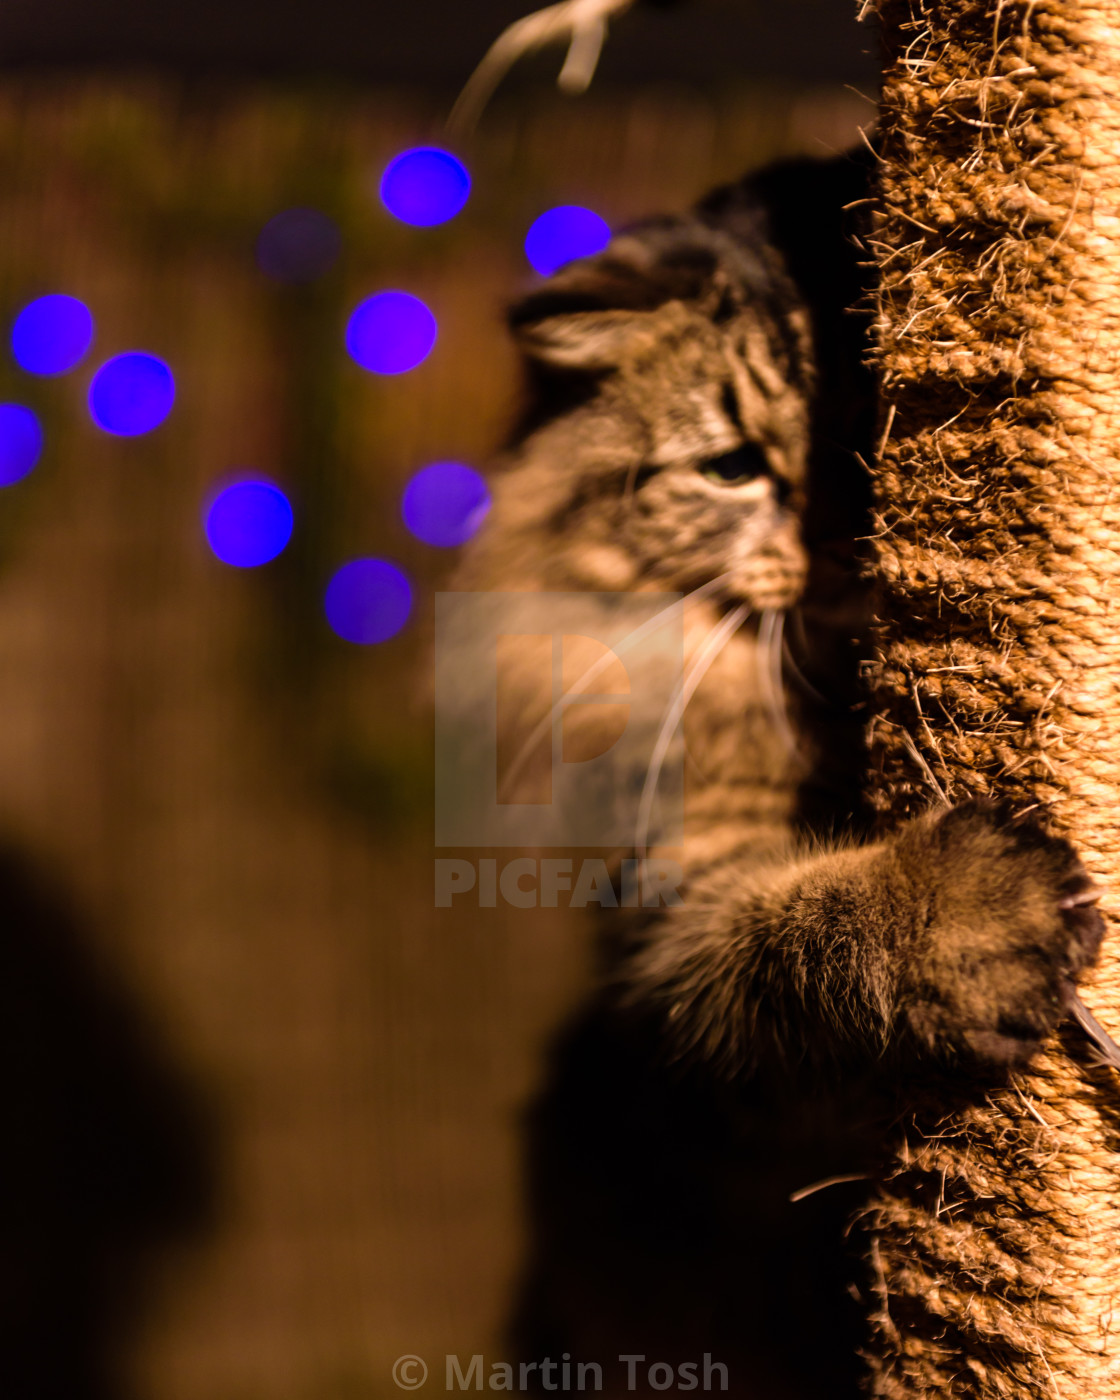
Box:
[865,0,1120,1394]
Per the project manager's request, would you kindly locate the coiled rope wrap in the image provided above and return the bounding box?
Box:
[865,0,1120,1394]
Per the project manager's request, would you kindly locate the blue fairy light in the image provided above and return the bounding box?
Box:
[89,353,175,436]
[380,148,471,227]
[0,404,43,486]
[346,292,436,375]
[402,461,490,548]
[525,206,611,276]
[204,477,294,567]
[325,558,412,644]
[256,207,342,283]
[12,294,94,375]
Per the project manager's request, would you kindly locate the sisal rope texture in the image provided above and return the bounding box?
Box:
[863,0,1120,1394]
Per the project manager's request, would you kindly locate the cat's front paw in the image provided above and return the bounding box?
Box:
[889,802,1105,1067]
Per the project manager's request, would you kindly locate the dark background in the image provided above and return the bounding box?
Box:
[0,0,878,87]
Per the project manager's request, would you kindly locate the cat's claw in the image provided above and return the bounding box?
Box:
[1059,887,1103,910]
[892,803,1108,1067]
[1068,990,1120,1072]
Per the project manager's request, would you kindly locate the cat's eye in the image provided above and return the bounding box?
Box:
[699,444,769,486]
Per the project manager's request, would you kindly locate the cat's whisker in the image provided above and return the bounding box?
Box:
[758,609,800,762]
[789,1172,872,1204]
[634,601,751,860]
[622,461,643,519]
[497,573,737,804]
[781,612,832,706]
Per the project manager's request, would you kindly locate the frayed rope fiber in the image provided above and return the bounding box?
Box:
[864,0,1120,1394]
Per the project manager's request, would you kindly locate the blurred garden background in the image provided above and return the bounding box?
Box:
[0,4,876,1397]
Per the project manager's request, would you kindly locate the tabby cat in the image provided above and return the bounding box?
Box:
[449,148,1105,1399]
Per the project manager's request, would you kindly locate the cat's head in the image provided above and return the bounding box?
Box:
[459,204,827,612]
[445,153,875,831]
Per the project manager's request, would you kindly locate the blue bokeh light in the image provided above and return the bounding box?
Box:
[204,477,294,567]
[525,205,611,276]
[346,292,436,375]
[256,207,342,283]
[380,148,471,227]
[325,558,412,644]
[0,404,43,486]
[89,353,175,436]
[402,461,490,548]
[12,294,94,376]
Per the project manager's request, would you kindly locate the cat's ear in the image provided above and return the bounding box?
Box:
[512,308,653,372]
[509,250,670,372]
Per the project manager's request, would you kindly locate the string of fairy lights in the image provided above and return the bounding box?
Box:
[0,145,610,644]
